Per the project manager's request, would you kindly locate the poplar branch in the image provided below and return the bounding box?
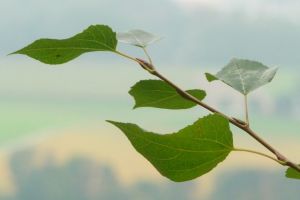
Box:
[133,58,300,173]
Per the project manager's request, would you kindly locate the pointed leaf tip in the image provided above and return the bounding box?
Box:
[205,73,218,82]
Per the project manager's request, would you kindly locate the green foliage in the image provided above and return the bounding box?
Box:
[129,80,206,109]
[12,25,117,64]
[108,114,233,182]
[286,166,300,180]
[12,24,300,182]
[205,58,278,95]
[117,29,162,48]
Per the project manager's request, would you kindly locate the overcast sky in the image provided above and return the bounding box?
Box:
[0,0,299,68]
[174,0,300,22]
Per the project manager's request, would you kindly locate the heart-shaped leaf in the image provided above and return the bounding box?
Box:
[12,25,117,64]
[117,29,162,48]
[285,166,300,180]
[129,80,206,109]
[205,58,278,95]
[108,114,233,182]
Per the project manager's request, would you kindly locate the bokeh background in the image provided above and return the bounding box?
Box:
[1,0,300,199]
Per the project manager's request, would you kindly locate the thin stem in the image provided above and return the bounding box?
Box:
[113,50,300,173]
[142,47,153,65]
[114,50,139,63]
[233,148,285,165]
[244,95,249,126]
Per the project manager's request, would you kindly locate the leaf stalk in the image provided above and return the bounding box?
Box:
[233,148,285,165]
[244,95,249,126]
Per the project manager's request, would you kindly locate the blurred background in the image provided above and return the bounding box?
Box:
[1,0,300,199]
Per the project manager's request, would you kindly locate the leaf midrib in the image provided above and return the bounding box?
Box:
[19,38,116,53]
[234,64,246,94]
[125,127,232,153]
[136,93,185,107]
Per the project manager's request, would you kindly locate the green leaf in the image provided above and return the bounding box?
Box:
[117,29,162,48]
[286,166,300,180]
[12,25,117,64]
[129,80,206,109]
[107,114,233,182]
[205,58,278,95]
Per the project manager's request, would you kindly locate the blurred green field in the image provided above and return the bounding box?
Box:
[0,100,104,144]
[1,99,299,146]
